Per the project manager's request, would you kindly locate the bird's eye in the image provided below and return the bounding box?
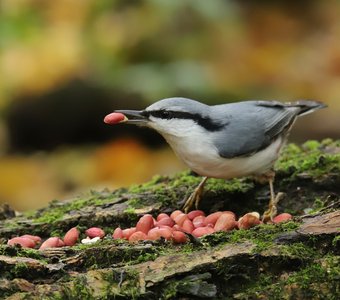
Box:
[149,110,176,119]
[161,111,172,119]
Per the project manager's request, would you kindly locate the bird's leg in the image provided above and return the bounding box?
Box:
[183,176,208,213]
[261,172,284,223]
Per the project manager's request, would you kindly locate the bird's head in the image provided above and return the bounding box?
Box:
[104,97,224,137]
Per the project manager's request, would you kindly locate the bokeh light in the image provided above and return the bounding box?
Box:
[0,0,339,211]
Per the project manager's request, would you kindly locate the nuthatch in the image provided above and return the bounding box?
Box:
[104,98,326,221]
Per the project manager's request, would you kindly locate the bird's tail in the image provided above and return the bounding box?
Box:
[257,100,327,116]
[290,100,327,117]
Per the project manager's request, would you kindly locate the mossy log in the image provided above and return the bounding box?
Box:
[0,139,339,299]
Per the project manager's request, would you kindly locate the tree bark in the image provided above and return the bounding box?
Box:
[0,140,339,299]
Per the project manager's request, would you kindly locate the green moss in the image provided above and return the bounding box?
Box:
[312,197,326,211]
[135,251,158,263]
[1,219,21,231]
[284,256,339,298]
[171,171,201,186]
[200,221,300,253]
[18,248,46,261]
[34,210,64,224]
[233,274,282,300]
[161,273,216,299]
[60,275,95,300]
[234,256,340,299]
[303,140,323,151]
[69,239,167,270]
[50,229,66,237]
[121,208,139,226]
[126,171,254,213]
[125,198,142,209]
[128,169,253,206]
[12,262,29,277]
[332,235,340,247]
[170,171,253,195]
[29,190,124,224]
[277,140,340,179]
[46,292,64,300]
[277,242,318,259]
[0,245,46,262]
[206,178,254,194]
[228,224,277,252]
[101,269,142,299]
[71,239,113,251]
[161,280,179,300]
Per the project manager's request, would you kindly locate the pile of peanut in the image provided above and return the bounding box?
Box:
[7,210,292,249]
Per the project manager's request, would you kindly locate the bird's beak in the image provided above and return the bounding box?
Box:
[104,110,148,125]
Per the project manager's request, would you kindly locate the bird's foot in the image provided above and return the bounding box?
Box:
[183,186,204,213]
[262,192,285,223]
[182,190,201,213]
[182,178,207,213]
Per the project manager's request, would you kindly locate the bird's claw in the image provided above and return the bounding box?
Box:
[182,177,207,213]
[262,192,285,223]
[182,191,201,213]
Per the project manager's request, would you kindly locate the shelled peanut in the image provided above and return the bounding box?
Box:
[6,211,292,249]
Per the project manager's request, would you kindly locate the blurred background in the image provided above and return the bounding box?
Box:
[0,0,339,211]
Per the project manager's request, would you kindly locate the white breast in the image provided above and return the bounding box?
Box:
[163,132,283,179]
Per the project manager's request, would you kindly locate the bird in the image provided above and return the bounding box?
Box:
[104,98,326,221]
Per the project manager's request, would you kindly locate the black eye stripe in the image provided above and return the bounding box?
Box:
[148,110,193,119]
[145,110,224,131]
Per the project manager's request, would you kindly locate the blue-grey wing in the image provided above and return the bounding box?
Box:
[212,101,300,158]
